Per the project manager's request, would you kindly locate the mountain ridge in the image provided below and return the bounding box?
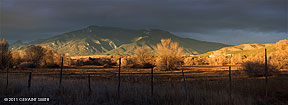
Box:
[10,25,229,56]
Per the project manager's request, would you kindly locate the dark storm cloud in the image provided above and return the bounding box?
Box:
[0,0,287,44]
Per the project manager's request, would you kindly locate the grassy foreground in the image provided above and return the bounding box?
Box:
[0,67,288,105]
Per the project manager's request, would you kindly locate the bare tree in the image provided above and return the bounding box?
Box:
[132,46,154,67]
[39,46,71,67]
[0,39,12,70]
[156,39,183,70]
[25,45,45,67]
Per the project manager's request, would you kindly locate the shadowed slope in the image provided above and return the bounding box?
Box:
[10,26,229,56]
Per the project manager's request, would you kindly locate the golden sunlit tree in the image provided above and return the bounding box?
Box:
[11,50,23,67]
[132,46,154,68]
[269,40,288,69]
[156,39,183,70]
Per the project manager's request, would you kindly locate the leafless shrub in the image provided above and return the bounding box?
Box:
[207,51,229,66]
[132,46,154,68]
[242,61,279,77]
[119,57,135,68]
[156,39,183,70]
[184,56,209,66]
[269,40,288,69]
[0,39,12,70]
[99,58,116,67]
[74,57,117,67]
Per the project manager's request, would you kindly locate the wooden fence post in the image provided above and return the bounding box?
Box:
[265,48,268,97]
[181,63,188,101]
[6,68,8,89]
[88,74,91,92]
[28,72,32,89]
[59,57,63,87]
[117,58,121,99]
[229,66,232,99]
[151,67,154,96]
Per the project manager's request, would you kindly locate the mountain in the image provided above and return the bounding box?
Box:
[10,40,27,50]
[10,25,229,56]
[200,40,288,57]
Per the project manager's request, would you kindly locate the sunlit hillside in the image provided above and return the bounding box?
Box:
[200,40,287,57]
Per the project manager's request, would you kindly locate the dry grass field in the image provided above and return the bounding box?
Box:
[1,66,288,105]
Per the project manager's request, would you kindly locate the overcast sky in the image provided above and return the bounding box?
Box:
[0,0,287,45]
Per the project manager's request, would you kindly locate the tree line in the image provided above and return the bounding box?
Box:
[1,39,287,77]
[0,40,71,69]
